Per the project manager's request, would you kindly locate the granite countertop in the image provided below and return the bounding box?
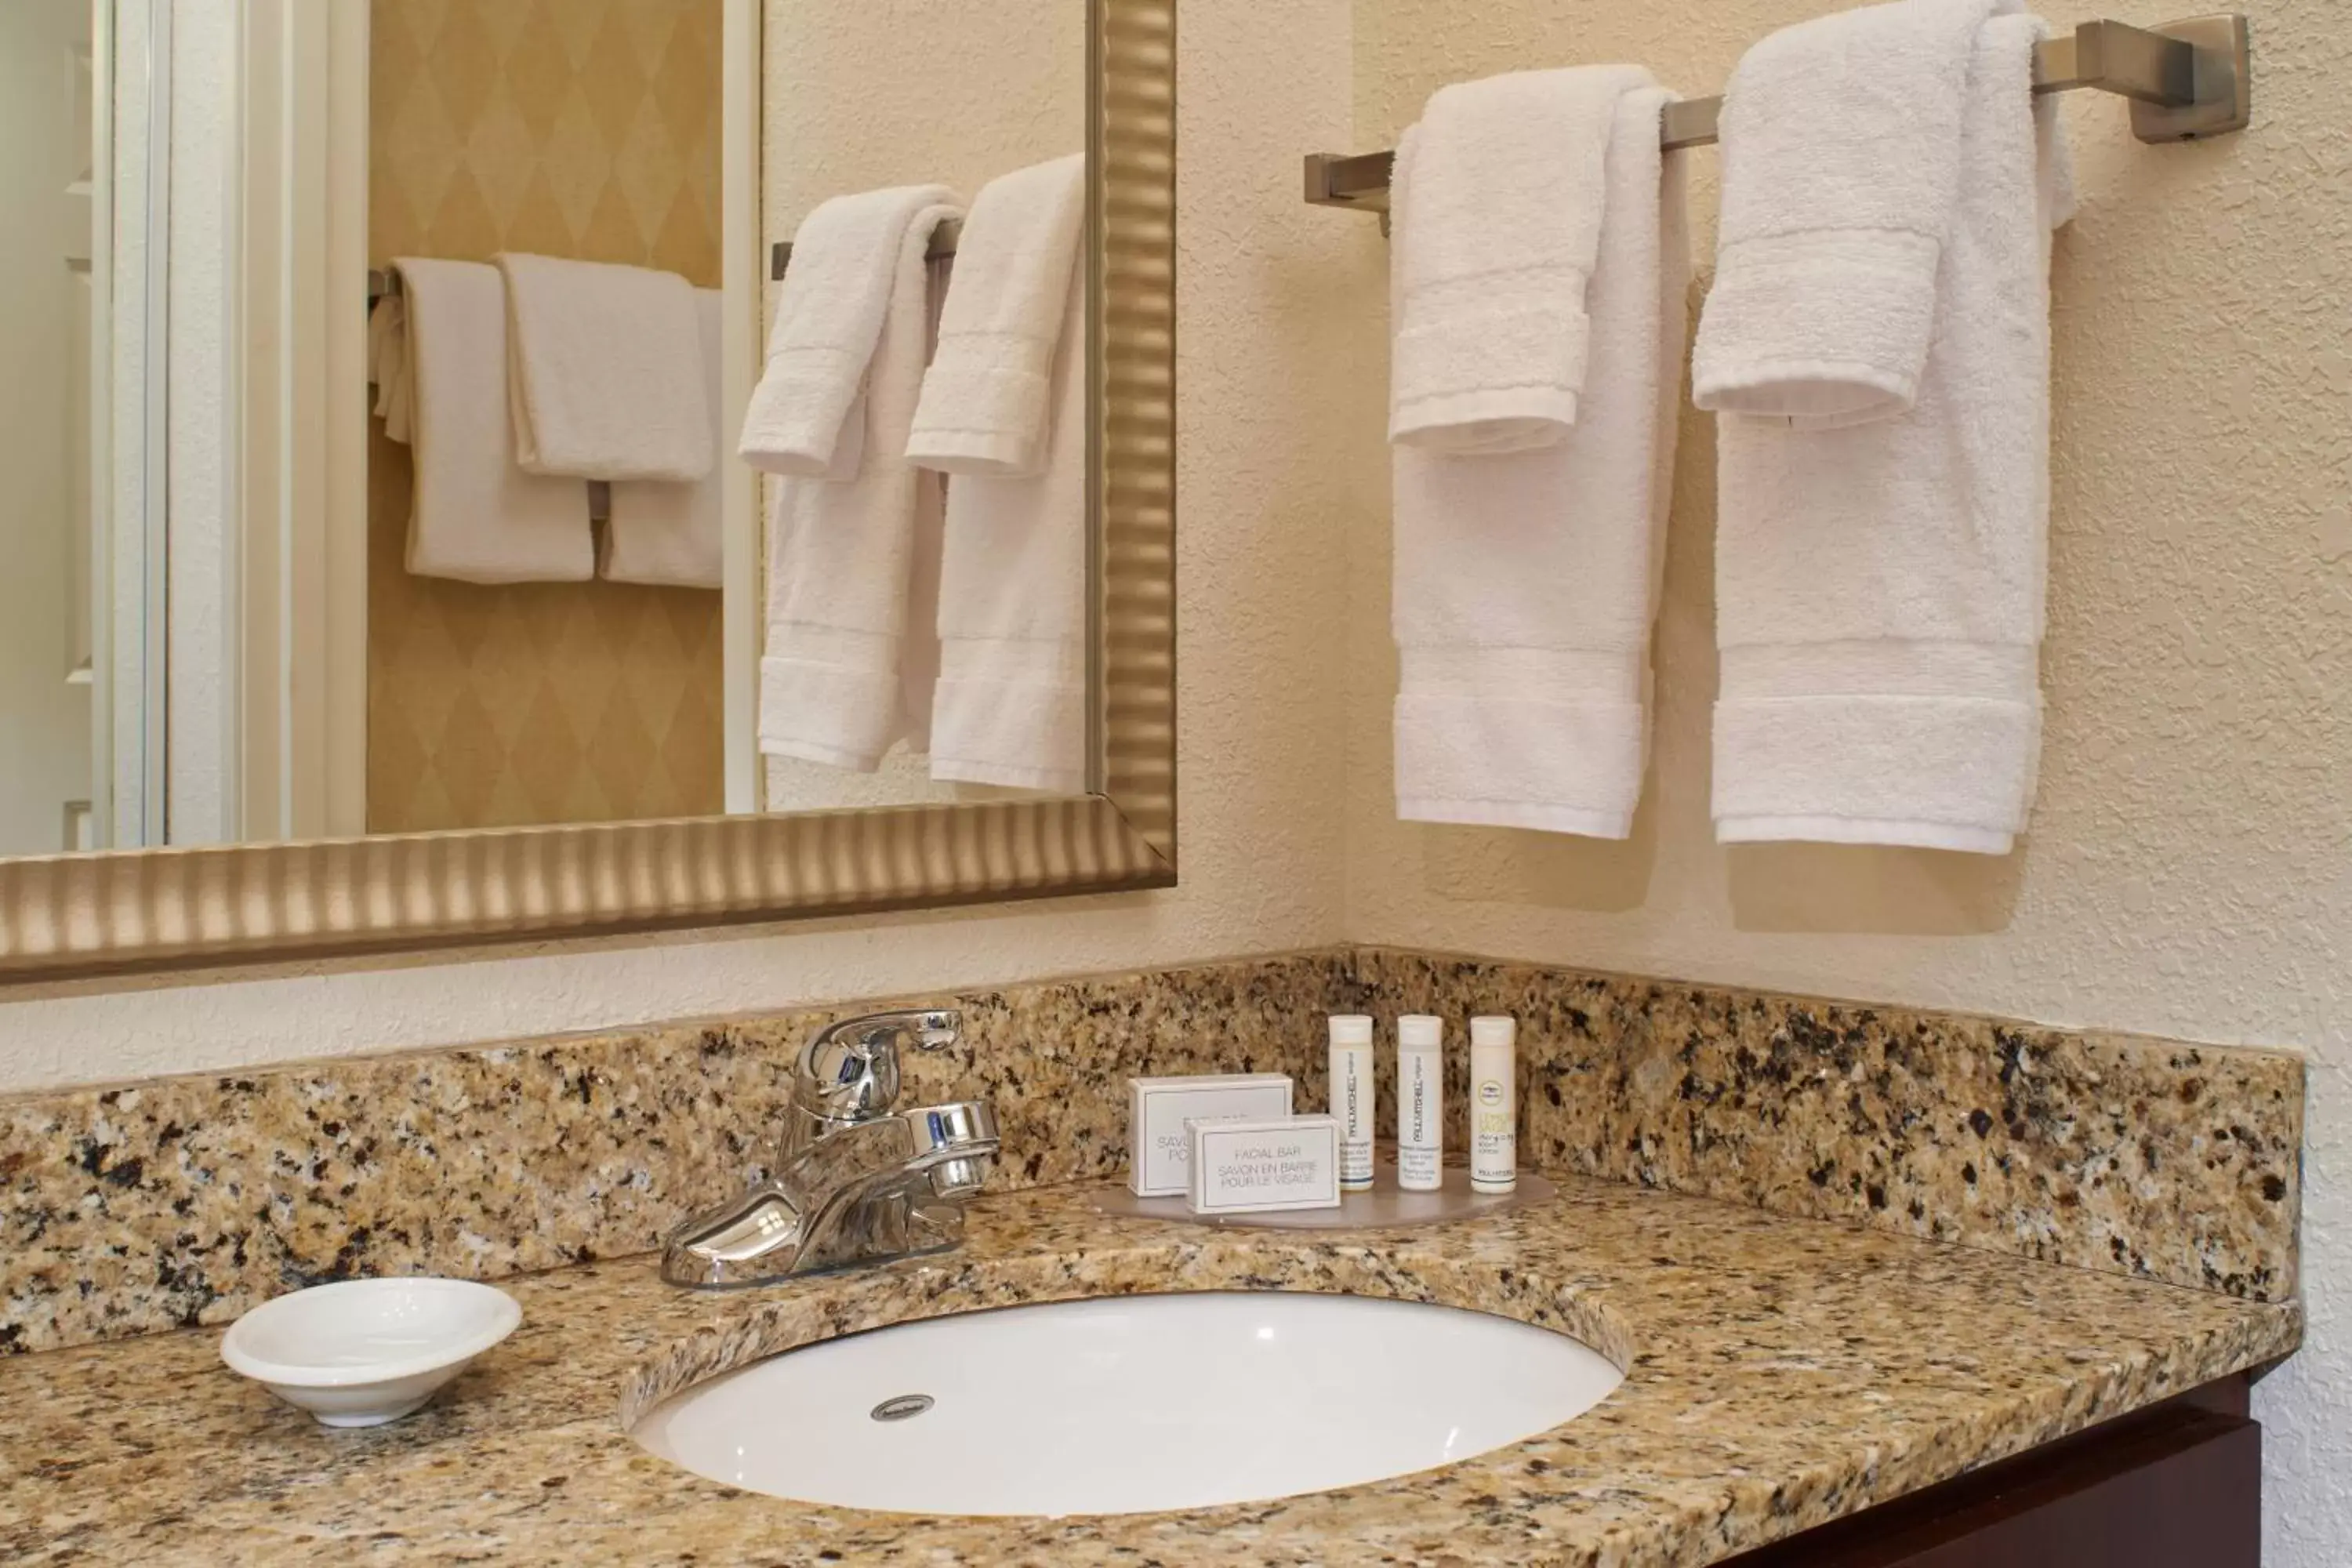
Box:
[0,1177,2299,1567]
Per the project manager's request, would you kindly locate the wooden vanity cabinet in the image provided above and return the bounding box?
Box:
[1720,1374,2260,1568]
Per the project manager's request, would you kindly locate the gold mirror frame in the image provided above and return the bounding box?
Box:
[0,0,1175,982]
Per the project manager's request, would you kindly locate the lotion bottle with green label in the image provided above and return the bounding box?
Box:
[1469,1015,1516,1194]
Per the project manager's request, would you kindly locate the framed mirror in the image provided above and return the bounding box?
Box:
[0,0,1173,978]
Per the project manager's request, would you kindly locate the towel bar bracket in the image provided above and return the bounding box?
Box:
[2107,14,2251,143]
[1302,13,2251,219]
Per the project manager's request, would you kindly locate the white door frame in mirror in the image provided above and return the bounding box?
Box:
[220,0,371,844]
[721,0,762,814]
[83,0,172,852]
[232,0,372,844]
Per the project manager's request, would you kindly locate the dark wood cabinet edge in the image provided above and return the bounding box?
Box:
[1718,1370,2259,1566]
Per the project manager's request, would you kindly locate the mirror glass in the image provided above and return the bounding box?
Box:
[0,0,105,858]
[0,0,1091,857]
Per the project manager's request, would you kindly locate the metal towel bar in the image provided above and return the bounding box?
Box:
[365,220,960,299]
[770,219,963,281]
[1304,13,2251,217]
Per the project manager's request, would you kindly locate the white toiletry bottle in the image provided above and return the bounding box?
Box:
[1468,1015,1516,1194]
[1397,1014,1444,1192]
[1328,1014,1375,1192]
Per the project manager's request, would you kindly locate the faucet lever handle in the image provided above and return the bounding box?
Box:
[797,1008,962,1125]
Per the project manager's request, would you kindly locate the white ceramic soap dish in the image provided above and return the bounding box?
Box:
[220,1277,521,1428]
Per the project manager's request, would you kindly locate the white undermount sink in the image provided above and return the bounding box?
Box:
[630,1291,1624,1517]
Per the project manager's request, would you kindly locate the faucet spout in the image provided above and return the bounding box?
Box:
[662,1100,1000,1288]
[661,1007,997,1290]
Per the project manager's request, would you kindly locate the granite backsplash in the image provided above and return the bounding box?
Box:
[0,946,2303,1354]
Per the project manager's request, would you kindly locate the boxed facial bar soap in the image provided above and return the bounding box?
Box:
[1186,1115,1342,1215]
[1127,1074,1294,1196]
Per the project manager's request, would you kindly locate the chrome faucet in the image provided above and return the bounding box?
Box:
[662,1009,1000,1289]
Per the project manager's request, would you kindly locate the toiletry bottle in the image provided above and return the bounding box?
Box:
[1397,1015,1444,1192]
[1328,1015,1375,1192]
[1468,1015,1516,1194]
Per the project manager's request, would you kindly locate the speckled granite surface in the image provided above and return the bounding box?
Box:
[0,947,2303,1356]
[0,953,1341,1354]
[0,1180,2299,1566]
[1343,949,2306,1304]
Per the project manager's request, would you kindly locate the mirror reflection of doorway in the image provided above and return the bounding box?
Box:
[0,0,98,856]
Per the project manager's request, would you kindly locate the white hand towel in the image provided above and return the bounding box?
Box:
[603,289,726,590]
[1392,81,1690,839]
[1389,64,1659,455]
[1693,0,2014,426]
[1711,13,2075,855]
[495,252,713,482]
[759,196,964,771]
[741,185,960,477]
[373,259,594,585]
[924,245,1088,794]
[906,153,1086,477]
[365,292,412,442]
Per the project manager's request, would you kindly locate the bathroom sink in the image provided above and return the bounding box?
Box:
[630,1290,1624,1516]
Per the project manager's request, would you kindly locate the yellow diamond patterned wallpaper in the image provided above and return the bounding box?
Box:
[367,0,726,833]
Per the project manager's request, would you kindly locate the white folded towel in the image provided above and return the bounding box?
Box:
[906,153,1086,477]
[924,222,1089,794]
[371,258,594,585]
[1392,78,1688,838]
[1711,12,2075,855]
[495,252,712,482]
[603,289,726,590]
[759,193,964,771]
[1389,64,1659,455]
[741,185,960,477]
[1693,0,2013,426]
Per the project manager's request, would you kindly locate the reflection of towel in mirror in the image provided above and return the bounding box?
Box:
[496,252,712,482]
[742,184,960,477]
[913,155,1089,795]
[906,153,1085,478]
[370,258,593,585]
[603,289,726,590]
[757,189,964,771]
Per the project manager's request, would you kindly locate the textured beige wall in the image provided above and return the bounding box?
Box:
[763,0,1085,230]
[0,0,1357,1091]
[1344,5,2350,1560]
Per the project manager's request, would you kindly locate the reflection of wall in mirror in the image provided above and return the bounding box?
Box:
[366,0,725,832]
[759,1,1086,814]
[0,0,97,857]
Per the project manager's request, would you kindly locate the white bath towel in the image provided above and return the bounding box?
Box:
[1392,80,1689,838]
[371,259,594,585]
[906,154,1086,477]
[1711,13,2075,854]
[1693,0,2014,425]
[760,194,964,771]
[924,243,1089,794]
[496,252,712,482]
[1389,64,1660,455]
[741,185,960,477]
[603,289,726,590]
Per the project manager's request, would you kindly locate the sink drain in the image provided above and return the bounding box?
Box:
[869,1393,935,1423]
